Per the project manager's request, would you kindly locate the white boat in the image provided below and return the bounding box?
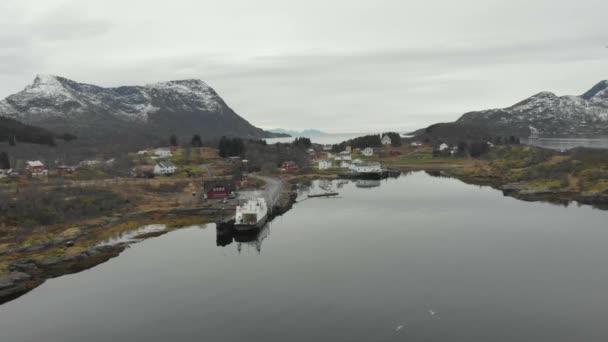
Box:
[234,198,268,231]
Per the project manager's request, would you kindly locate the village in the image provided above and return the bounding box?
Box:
[0,133,469,195]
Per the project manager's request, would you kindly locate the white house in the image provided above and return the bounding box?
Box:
[334,151,352,161]
[339,161,351,169]
[350,162,383,173]
[352,158,363,164]
[362,147,374,156]
[79,160,101,167]
[154,148,172,158]
[25,161,48,176]
[318,159,332,170]
[410,141,423,147]
[439,143,449,151]
[154,161,177,175]
[381,134,392,145]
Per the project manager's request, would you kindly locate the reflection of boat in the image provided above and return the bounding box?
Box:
[236,225,270,253]
[235,198,268,231]
[216,223,271,252]
[356,180,381,188]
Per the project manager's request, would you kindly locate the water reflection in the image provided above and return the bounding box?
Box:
[216,224,270,253]
[356,179,381,188]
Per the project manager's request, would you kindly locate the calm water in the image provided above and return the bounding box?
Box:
[2,172,608,341]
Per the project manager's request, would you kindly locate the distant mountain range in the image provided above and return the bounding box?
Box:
[269,128,325,136]
[0,75,276,152]
[455,80,608,137]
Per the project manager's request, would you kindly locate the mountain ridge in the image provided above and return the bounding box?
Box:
[0,75,275,151]
[455,80,608,137]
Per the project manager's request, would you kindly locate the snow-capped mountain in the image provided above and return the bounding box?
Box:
[457,80,608,137]
[0,75,272,142]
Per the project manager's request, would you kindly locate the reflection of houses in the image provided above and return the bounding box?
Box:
[205,181,233,199]
[362,147,374,156]
[381,134,392,145]
[318,159,332,170]
[26,161,47,176]
[154,161,177,175]
[356,180,381,188]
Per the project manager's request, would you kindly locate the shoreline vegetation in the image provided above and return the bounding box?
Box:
[1,136,608,304]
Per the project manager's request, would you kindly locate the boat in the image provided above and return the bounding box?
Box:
[234,198,268,231]
[307,192,339,198]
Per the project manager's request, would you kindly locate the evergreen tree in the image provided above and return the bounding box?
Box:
[191,134,203,147]
[293,137,312,149]
[218,136,245,157]
[169,134,178,146]
[0,152,9,169]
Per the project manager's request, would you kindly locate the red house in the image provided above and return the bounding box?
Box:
[204,181,233,200]
[26,161,48,176]
[280,161,298,171]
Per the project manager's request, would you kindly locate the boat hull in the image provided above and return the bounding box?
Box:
[234,214,268,232]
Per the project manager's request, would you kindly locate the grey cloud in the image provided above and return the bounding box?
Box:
[0,0,607,132]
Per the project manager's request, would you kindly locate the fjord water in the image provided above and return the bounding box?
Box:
[2,172,608,342]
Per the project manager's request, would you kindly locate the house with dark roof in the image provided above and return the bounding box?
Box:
[154,161,177,175]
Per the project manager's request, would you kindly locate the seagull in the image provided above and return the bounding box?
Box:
[428,310,436,316]
[395,325,404,332]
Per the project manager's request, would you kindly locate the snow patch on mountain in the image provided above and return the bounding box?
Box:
[0,75,225,123]
[457,80,608,136]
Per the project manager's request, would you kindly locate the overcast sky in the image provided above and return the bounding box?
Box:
[1,0,607,132]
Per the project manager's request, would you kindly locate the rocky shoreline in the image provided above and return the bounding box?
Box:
[0,181,298,306]
[0,244,126,305]
[441,171,608,210]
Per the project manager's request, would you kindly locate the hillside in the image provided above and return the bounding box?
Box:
[0,116,57,146]
[456,80,608,137]
[0,75,275,152]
